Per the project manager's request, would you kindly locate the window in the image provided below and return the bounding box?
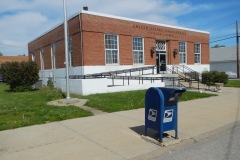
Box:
[40,48,44,70]
[194,43,201,64]
[105,34,119,64]
[68,36,73,66]
[32,52,35,62]
[179,42,186,64]
[51,43,56,69]
[133,37,144,64]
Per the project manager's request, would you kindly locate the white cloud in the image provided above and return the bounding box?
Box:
[0,0,213,55]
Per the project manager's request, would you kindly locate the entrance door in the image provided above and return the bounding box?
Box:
[156,53,166,73]
[155,40,167,74]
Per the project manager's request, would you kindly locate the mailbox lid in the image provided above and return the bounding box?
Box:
[158,87,186,106]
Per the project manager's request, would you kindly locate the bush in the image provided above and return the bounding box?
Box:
[0,61,39,91]
[202,71,228,85]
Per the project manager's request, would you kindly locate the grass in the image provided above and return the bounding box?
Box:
[0,83,93,131]
[76,90,217,113]
[224,80,240,88]
[0,82,217,131]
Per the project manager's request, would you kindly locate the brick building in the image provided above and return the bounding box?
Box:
[28,10,209,95]
[0,56,28,64]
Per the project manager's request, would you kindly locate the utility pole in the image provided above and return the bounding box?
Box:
[237,21,239,78]
[63,0,70,99]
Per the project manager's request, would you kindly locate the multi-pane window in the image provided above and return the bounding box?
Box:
[40,48,44,70]
[105,34,119,64]
[179,42,186,64]
[51,43,56,69]
[68,36,73,66]
[133,37,144,64]
[194,43,201,64]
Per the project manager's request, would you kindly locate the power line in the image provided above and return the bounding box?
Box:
[210,36,236,43]
[209,22,235,32]
[0,42,27,49]
[211,33,236,40]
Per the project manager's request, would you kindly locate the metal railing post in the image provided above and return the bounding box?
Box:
[112,76,114,86]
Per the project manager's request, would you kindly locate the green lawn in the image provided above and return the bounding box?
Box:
[224,80,240,88]
[0,83,93,131]
[0,83,217,131]
[76,90,217,113]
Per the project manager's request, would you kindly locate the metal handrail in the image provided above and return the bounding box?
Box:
[69,65,156,79]
[168,66,200,90]
[108,75,179,87]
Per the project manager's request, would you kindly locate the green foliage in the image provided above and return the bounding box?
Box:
[0,61,39,91]
[0,84,92,131]
[211,44,225,48]
[224,80,240,88]
[202,71,228,85]
[76,90,217,113]
[41,86,65,101]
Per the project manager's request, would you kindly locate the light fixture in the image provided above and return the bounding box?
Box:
[151,47,156,57]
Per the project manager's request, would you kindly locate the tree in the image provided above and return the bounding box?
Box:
[211,44,225,48]
[18,54,26,56]
[0,61,39,91]
[0,52,3,56]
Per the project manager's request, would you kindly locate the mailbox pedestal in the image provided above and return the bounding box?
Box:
[145,87,186,142]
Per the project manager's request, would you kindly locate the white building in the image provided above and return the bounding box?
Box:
[210,46,240,78]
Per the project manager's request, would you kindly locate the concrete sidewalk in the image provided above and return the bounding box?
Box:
[0,87,239,160]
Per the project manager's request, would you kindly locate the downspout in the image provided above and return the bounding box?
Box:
[78,11,84,75]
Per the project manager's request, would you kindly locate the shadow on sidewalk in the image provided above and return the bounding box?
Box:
[130,125,170,141]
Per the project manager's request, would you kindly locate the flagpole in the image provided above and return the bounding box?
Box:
[63,0,70,99]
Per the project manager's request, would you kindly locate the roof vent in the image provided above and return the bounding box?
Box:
[83,6,88,11]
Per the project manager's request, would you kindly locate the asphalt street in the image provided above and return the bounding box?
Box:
[154,122,240,160]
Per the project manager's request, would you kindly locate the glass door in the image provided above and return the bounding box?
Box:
[156,53,166,73]
[156,40,167,74]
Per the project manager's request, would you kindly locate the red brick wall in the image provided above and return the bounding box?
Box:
[28,12,209,69]
[187,42,194,64]
[0,56,28,64]
[81,13,209,66]
[28,15,82,69]
[119,35,133,65]
[144,38,156,65]
[201,43,210,64]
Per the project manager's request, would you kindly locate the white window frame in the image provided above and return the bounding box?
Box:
[179,41,187,64]
[68,36,73,66]
[51,43,56,69]
[40,48,44,70]
[104,34,119,65]
[132,37,144,64]
[194,43,201,64]
[31,52,35,62]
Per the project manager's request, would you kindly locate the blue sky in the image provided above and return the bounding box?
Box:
[0,0,239,56]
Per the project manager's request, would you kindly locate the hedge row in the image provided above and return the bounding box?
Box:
[202,71,228,85]
[0,61,39,91]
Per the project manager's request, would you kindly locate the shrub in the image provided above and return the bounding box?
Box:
[202,71,228,85]
[0,61,39,91]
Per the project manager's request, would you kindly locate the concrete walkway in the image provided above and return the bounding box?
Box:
[0,87,239,160]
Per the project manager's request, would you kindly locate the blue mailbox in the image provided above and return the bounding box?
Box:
[145,87,186,142]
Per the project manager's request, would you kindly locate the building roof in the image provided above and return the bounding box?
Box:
[210,46,237,62]
[0,56,28,64]
[29,10,209,43]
